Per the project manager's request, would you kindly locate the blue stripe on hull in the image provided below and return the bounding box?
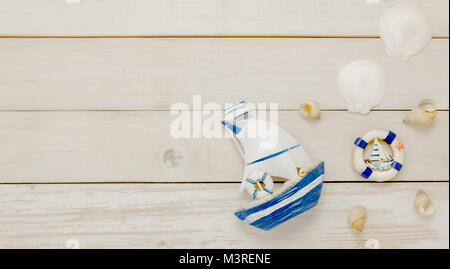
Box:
[234,162,325,226]
[250,182,323,230]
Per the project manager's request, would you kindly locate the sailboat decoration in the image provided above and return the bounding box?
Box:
[222,101,325,230]
[366,138,394,172]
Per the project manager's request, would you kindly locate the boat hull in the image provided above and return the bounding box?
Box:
[234,162,324,230]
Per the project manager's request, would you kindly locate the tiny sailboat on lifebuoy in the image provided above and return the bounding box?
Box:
[367,138,394,172]
[221,101,325,230]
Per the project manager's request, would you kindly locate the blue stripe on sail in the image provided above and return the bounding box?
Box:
[225,101,245,112]
[221,120,242,135]
[234,111,248,120]
[384,131,396,144]
[225,105,245,115]
[246,178,257,184]
[373,149,379,151]
[234,162,324,221]
[371,154,380,157]
[246,144,300,166]
[289,144,300,150]
[250,183,323,230]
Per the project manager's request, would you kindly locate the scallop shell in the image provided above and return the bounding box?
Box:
[380,3,432,61]
[338,59,388,115]
[299,100,321,119]
[414,189,435,216]
[404,99,437,126]
[348,205,367,232]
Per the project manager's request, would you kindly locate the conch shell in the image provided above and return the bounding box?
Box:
[404,99,437,126]
[338,59,388,115]
[414,189,435,216]
[348,205,367,232]
[299,100,321,119]
[379,3,432,61]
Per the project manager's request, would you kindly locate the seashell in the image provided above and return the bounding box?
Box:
[379,3,432,62]
[299,100,321,119]
[338,59,388,115]
[348,205,367,232]
[365,239,380,249]
[404,99,437,126]
[414,189,435,216]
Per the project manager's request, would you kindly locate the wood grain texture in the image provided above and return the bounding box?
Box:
[0,38,448,110]
[0,0,448,36]
[0,182,447,249]
[0,111,447,183]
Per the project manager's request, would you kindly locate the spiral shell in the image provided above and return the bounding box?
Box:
[348,205,367,232]
[404,99,437,126]
[414,189,435,216]
[299,100,321,119]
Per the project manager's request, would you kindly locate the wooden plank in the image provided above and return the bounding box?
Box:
[0,38,448,110]
[0,0,448,36]
[0,182,447,248]
[0,111,447,183]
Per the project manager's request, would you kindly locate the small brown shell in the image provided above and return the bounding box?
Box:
[348,205,367,232]
[404,99,436,126]
[414,189,435,216]
[299,100,321,119]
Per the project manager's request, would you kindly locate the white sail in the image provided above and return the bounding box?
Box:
[369,138,391,162]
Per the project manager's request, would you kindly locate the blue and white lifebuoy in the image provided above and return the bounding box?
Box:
[353,130,405,182]
[245,171,274,199]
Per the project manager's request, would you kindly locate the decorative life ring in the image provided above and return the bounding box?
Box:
[244,171,274,199]
[353,130,405,182]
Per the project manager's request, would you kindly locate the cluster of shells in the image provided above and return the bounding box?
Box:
[347,189,435,248]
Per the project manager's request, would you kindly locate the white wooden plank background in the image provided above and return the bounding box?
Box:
[0,0,448,36]
[0,183,447,249]
[0,0,448,249]
[0,38,448,110]
[0,111,447,183]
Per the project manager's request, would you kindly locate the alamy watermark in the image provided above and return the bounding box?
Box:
[169,95,279,149]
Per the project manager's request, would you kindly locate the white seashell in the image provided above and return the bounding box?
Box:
[380,3,432,62]
[365,239,380,249]
[338,59,388,115]
[299,100,321,119]
[414,189,435,216]
[348,205,367,232]
[404,99,437,126]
